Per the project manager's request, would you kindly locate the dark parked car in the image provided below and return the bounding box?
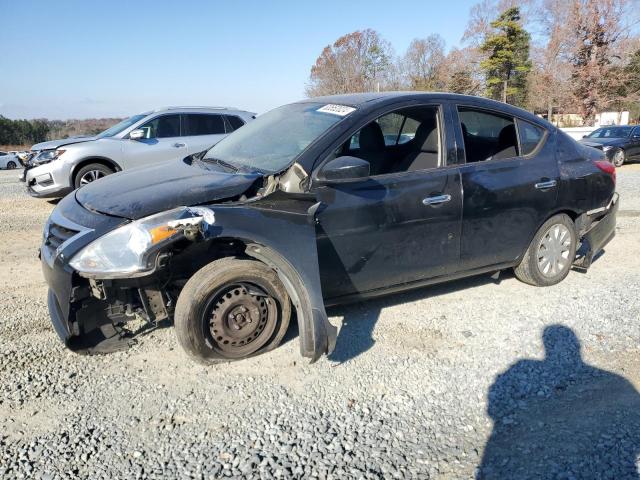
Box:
[41,93,618,364]
[579,125,640,167]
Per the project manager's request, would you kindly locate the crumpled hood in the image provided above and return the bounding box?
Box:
[75,158,261,219]
[32,136,97,151]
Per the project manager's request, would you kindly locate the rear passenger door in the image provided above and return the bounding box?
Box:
[453,105,559,271]
[123,114,186,168]
[183,113,227,155]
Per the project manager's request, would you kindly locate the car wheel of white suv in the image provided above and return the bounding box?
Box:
[74,163,114,188]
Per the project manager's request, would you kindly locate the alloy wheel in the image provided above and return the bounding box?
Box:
[79,169,106,186]
[537,224,572,277]
[612,149,625,167]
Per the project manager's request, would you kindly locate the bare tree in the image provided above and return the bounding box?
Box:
[306,29,394,97]
[401,35,446,90]
[569,0,636,125]
[527,0,574,119]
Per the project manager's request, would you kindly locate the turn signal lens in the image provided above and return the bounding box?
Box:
[149,225,178,244]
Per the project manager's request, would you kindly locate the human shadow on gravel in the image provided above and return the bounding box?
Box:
[328,272,505,364]
[478,325,640,480]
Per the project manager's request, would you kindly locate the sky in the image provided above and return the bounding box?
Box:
[0,0,479,119]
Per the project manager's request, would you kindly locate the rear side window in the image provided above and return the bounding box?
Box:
[138,114,181,139]
[225,115,245,132]
[517,119,545,156]
[458,108,518,163]
[183,114,225,136]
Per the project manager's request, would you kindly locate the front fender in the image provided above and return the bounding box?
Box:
[204,200,336,362]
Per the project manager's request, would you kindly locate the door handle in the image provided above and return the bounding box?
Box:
[422,194,451,206]
[173,142,186,148]
[534,180,557,190]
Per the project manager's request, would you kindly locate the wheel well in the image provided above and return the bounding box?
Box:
[70,157,121,184]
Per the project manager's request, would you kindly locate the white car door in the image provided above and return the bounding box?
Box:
[123,114,188,168]
[182,113,227,155]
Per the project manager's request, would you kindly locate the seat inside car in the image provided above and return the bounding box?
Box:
[393,118,439,172]
[357,122,388,175]
[493,124,518,160]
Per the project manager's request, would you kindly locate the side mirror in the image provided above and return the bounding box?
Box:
[129,129,145,140]
[582,135,588,138]
[318,156,370,181]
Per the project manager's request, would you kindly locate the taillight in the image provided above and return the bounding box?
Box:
[594,160,616,185]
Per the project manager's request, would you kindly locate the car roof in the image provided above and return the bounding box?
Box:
[148,106,256,116]
[297,91,552,128]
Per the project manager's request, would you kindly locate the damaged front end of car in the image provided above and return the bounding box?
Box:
[42,176,336,362]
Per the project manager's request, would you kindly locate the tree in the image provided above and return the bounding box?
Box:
[569,0,636,125]
[401,35,446,91]
[440,47,483,95]
[479,7,532,106]
[526,0,574,121]
[306,29,394,96]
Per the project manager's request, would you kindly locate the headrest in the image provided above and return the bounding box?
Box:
[359,122,385,151]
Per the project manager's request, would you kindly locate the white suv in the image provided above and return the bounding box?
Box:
[24,106,255,198]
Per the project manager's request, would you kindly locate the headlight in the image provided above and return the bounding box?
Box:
[69,207,214,278]
[34,149,65,165]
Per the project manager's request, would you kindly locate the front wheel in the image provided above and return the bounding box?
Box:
[74,163,113,189]
[6,161,17,169]
[514,214,577,287]
[612,148,626,167]
[174,258,291,364]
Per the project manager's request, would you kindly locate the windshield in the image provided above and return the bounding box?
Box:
[97,114,147,138]
[202,103,351,173]
[587,126,632,139]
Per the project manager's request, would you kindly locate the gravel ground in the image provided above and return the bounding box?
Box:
[1,166,639,479]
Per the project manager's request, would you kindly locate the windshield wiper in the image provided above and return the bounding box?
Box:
[203,157,239,173]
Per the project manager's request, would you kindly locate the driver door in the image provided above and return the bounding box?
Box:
[123,114,188,168]
[312,104,463,300]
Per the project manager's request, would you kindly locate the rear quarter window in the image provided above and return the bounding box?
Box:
[225,115,246,132]
[517,119,546,156]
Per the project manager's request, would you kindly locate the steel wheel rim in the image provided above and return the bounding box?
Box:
[79,170,105,186]
[537,224,572,277]
[203,282,278,358]
[613,150,624,167]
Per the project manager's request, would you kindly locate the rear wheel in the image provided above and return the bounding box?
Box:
[174,258,291,364]
[612,148,625,167]
[74,163,113,188]
[6,161,17,169]
[514,214,577,286]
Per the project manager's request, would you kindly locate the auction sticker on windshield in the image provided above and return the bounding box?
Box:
[316,104,356,116]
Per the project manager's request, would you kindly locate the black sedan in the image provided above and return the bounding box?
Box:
[40,92,618,364]
[579,125,640,167]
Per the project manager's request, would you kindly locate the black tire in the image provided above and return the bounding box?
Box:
[612,148,625,167]
[6,161,17,169]
[174,258,291,364]
[514,214,577,287]
[73,163,113,189]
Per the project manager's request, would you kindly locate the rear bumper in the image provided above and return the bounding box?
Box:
[575,193,618,269]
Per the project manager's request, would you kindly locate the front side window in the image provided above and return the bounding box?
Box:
[97,114,147,138]
[517,119,546,156]
[183,114,225,136]
[335,105,441,176]
[138,114,181,139]
[458,108,518,162]
[202,103,347,174]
